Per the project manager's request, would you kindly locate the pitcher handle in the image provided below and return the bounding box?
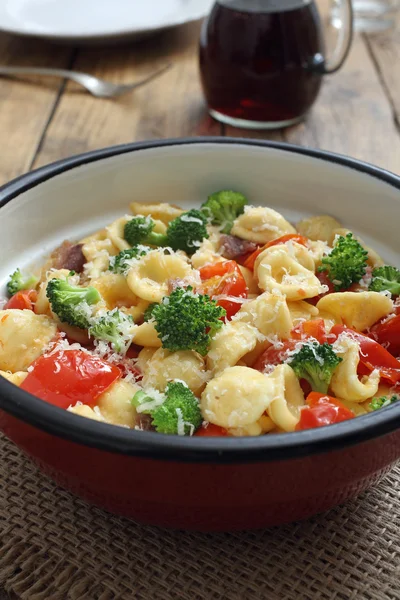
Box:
[321,0,354,74]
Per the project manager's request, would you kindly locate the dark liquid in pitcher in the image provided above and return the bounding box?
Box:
[199,1,325,124]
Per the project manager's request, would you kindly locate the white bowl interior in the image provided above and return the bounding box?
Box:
[0,142,399,293]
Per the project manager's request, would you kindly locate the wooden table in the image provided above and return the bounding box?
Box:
[0,17,399,189]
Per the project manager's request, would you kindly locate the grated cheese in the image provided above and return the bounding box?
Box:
[176,407,185,436]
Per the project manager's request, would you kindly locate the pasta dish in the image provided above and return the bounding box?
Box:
[1,191,399,437]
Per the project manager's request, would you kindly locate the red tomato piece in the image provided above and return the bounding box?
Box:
[21,349,121,409]
[329,325,400,385]
[253,340,300,372]
[254,321,327,373]
[5,289,37,311]
[291,318,327,344]
[199,260,248,320]
[195,423,229,437]
[243,234,308,271]
[296,392,355,431]
[370,315,400,358]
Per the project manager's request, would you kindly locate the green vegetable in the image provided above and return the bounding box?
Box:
[165,209,209,255]
[145,286,225,356]
[124,216,167,247]
[7,268,39,297]
[369,395,400,411]
[132,381,202,435]
[109,246,150,274]
[124,210,209,256]
[201,190,248,234]
[369,266,400,296]
[89,309,134,354]
[319,233,368,291]
[46,276,101,329]
[288,342,342,394]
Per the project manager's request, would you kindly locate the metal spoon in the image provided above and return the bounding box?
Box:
[0,63,171,98]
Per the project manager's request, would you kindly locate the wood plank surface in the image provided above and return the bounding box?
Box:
[365,26,400,131]
[32,22,221,170]
[285,33,400,173]
[0,34,72,183]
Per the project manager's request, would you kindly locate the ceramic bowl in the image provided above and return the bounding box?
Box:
[1,138,400,531]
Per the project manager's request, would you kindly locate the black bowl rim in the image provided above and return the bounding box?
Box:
[1,137,400,464]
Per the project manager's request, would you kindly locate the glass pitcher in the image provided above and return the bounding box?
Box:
[199,0,353,129]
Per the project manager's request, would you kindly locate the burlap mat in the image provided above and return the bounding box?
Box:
[1,432,399,600]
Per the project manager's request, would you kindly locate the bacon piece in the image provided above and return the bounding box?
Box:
[51,241,86,273]
[135,413,154,431]
[218,235,257,260]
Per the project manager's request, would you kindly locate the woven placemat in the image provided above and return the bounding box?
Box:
[1,432,399,600]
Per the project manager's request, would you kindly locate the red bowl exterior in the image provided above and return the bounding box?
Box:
[1,409,399,531]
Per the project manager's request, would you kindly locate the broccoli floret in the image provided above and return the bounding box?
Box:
[132,381,202,435]
[369,266,400,296]
[201,190,248,234]
[145,286,225,356]
[319,233,368,291]
[124,216,167,247]
[7,268,39,296]
[288,342,342,394]
[369,395,400,411]
[165,209,209,255]
[89,309,134,354]
[46,277,101,329]
[109,246,150,274]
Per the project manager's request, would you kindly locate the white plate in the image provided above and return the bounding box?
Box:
[0,0,214,43]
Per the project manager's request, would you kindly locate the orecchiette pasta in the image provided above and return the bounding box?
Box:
[234,292,293,339]
[0,370,28,386]
[255,243,323,300]
[206,321,262,373]
[331,336,380,402]
[96,379,139,427]
[131,321,162,348]
[317,292,393,332]
[82,236,118,280]
[141,348,208,395]
[238,265,259,295]
[127,250,195,303]
[266,364,305,432]
[68,404,105,422]
[286,300,319,326]
[201,366,275,428]
[231,206,296,244]
[191,238,224,269]
[130,201,183,224]
[91,273,138,311]
[296,215,342,243]
[0,310,57,372]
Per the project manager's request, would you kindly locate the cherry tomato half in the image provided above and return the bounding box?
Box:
[243,234,308,271]
[329,325,400,385]
[5,289,37,311]
[296,392,355,430]
[199,260,248,320]
[195,423,229,437]
[370,315,400,358]
[21,349,121,409]
[292,318,327,344]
